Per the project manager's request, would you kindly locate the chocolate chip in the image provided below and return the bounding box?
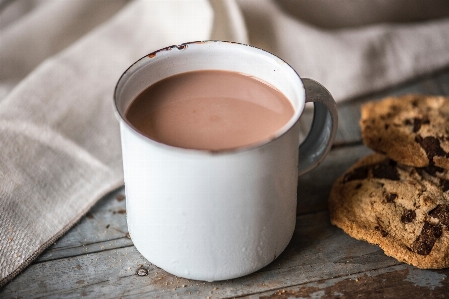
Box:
[355,183,362,189]
[385,124,390,130]
[375,225,388,237]
[385,193,398,203]
[343,165,370,182]
[413,118,422,133]
[420,165,445,176]
[404,119,412,126]
[415,135,449,164]
[414,117,430,132]
[401,210,416,223]
[390,106,399,113]
[372,160,400,181]
[441,179,449,192]
[429,204,449,227]
[412,221,443,255]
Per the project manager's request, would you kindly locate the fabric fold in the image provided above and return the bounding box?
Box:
[237,0,449,101]
[0,0,213,286]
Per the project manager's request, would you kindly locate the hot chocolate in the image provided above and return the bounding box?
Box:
[125,70,294,151]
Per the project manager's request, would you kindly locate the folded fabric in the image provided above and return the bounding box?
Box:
[1,0,449,287]
[237,0,449,100]
[0,0,214,286]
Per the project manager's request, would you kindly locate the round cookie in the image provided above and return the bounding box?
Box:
[360,95,449,169]
[329,153,449,269]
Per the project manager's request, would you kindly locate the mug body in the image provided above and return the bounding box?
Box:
[114,41,305,281]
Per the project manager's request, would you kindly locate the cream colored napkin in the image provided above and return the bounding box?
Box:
[1,0,449,287]
[0,0,216,286]
[237,0,449,100]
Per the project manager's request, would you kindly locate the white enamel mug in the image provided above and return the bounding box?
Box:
[114,41,338,281]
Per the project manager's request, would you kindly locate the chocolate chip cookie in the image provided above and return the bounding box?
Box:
[329,153,449,269]
[360,95,449,169]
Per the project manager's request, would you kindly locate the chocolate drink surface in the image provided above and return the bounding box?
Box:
[125,70,295,151]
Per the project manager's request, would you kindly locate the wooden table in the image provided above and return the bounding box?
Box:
[2,69,449,298]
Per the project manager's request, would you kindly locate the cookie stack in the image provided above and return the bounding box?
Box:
[329,94,449,269]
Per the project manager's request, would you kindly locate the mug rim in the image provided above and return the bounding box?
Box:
[113,40,305,155]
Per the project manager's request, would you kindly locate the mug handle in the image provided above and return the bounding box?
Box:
[298,78,338,176]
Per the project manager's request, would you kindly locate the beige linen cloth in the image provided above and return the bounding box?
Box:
[1,0,449,287]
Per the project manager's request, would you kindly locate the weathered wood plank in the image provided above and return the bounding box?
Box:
[297,144,373,214]
[36,236,133,263]
[243,265,449,299]
[1,210,404,299]
[435,72,449,94]
[35,188,129,263]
